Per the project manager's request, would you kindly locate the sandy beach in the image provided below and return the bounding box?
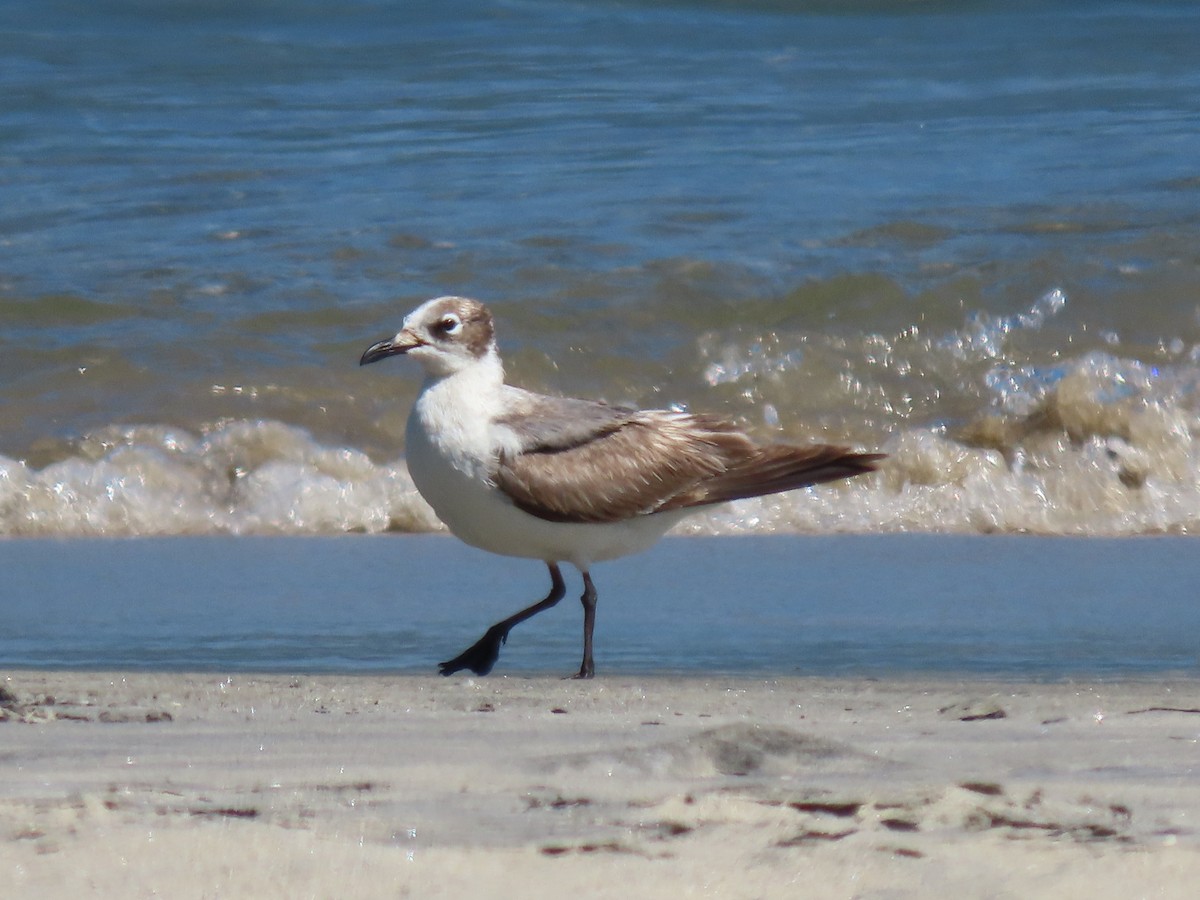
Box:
[1,672,1197,898]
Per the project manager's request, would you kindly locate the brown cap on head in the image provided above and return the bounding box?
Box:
[418,296,495,359]
[360,296,496,368]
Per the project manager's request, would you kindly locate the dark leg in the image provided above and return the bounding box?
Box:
[438,563,566,676]
[570,571,598,680]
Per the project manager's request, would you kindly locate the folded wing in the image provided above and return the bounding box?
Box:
[493,394,881,524]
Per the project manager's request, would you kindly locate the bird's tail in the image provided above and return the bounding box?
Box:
[661,444,884,511]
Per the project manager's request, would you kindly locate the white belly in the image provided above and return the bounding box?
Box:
[405,403,684,568]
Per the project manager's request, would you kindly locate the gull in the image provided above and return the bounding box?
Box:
[360,296,883,678]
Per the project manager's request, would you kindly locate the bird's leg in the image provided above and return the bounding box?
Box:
[438,562,566,677]
[570,571,598,680]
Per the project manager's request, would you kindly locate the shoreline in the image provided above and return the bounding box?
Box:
[5,534,1200,678]
[3,671,1199,898]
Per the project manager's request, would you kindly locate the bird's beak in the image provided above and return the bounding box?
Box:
[359,329,424,366]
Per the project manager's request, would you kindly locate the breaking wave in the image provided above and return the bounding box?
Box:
[0,421,439,537]
[5,294,1200,539]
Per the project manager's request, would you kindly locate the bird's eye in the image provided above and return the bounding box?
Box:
[435,314,462,336]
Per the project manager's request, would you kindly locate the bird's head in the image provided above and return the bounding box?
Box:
[360,296,496,378]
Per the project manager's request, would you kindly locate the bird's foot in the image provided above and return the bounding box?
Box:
[564,661,595,680]
[438,625,508,677]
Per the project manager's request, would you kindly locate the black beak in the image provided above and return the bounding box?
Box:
[359,330,423,366]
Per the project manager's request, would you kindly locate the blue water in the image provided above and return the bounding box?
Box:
[2,535,1197,677]
[4,1,1200,541]
[3,0,1200,674]
[7,1,1198,301]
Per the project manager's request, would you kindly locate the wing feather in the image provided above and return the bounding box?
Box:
[494,389,639,453]
[494,411,756,523]
[657,445,885,512]
[491,393,883,525]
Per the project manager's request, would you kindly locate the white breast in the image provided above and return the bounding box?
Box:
[404,363,686,568]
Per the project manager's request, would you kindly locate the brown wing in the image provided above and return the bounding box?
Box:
[494,411,759,524]
[494,399,884,524]
[657,445,885,512]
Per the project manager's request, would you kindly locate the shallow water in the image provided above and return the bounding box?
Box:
[3,0,1200,537]
[3,535,1196,676]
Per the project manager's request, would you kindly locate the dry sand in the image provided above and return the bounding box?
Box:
[1,671,1198,899]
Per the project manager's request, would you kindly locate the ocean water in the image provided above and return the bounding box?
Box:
[3,535,1198,676]
[3,0,1200,539]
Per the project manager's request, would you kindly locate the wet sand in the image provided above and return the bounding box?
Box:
[2,671,1198,898]
[4,534,1199,677]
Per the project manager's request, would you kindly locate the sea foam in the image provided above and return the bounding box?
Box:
[4,284,1200,538]
[3,381,1200,539]
[0,421,439,537]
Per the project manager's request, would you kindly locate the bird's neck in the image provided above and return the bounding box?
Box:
[419,347,504,401]
[411,349,506,482]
